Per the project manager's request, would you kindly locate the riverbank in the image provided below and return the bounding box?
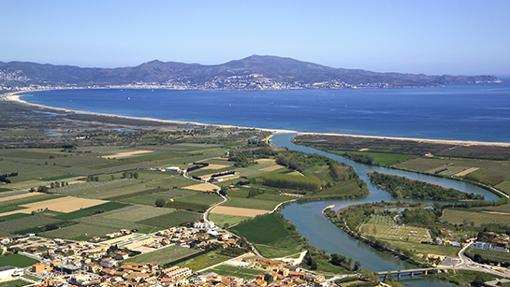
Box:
[4,89,510,147]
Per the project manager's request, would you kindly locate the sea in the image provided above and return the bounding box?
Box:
[21,81,510,142]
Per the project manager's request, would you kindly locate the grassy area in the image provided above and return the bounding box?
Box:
[177,249,232,271]
[0,254,38,267]
[359,223,431,243]
[342,151,416,166]
[96,204,175,222]
[432,270,501,286]
[137,210,201,228]
[208,264,264,279]
[209,213,248,227]
[232,213,303,258]
[0,214,64,235]
[40,222,119,240]
[467,248,510,265]
[441,208,510,227]
[55,201,129,220]
[223,187,291,210]
[380,240,460,257]
[126,245,200,265]
[395,156,510,188]
[0,280,31,287]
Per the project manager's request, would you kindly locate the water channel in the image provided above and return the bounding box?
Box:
[272,133,499,286]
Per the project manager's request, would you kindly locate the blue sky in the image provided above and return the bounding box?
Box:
[1,0,509,75]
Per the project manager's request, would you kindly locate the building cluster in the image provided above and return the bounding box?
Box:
[0,222,335,287]
[472,232,510,253]
[144,223,243,251]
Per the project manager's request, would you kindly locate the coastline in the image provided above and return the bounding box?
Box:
[3,89,510,147]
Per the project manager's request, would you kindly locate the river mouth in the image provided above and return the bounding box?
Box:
[272,133,499,285]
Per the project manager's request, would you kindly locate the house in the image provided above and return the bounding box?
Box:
[32,263,52,273]
[100,257,118,268]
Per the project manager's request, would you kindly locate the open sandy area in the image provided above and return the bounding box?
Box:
[124,237,161,253]
[21,196,106,213]
[101,150,153,159]
[100,233,144,246]
[201,164,230,170]
[183,183,220,193]
[454,167,480,177]
[211,206,270,217]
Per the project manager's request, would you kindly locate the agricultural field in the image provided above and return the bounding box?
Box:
[137,210,202,228]
[232,213,303,258]
[359,223,432,243]
[0,213,65,235]
[222,187,292,211]
[467,249,510,265]
[40,222,121,241]
[0,279,31,287]
[126,245,200,265]
[394,157,510,192]
[441,208,510,227]
[0,254,38,267]
[177,249,232,271]
[210,206,269,218]
[121,188,221,212]
[208,213,248,227]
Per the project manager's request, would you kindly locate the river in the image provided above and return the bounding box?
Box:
[273,133,499,286]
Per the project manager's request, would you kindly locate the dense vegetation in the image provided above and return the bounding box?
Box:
[262,174,322,193]
[369,172,483,201]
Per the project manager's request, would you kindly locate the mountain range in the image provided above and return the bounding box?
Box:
[0,55,499,90]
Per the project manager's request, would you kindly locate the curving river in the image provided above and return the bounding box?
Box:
[272,133,499,287]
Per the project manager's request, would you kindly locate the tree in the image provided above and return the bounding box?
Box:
[353,261,361,271]
[155,198,166,208]
[330,253,346,266]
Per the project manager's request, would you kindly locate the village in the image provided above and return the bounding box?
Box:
[0,220,336,287]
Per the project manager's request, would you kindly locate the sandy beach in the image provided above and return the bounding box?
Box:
[3,90,510,147]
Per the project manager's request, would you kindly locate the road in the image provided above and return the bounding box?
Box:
[438,240,510,279]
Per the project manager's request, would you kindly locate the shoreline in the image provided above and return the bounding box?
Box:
[3,89,510,147]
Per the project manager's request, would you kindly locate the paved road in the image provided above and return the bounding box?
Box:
[438,241,510,279]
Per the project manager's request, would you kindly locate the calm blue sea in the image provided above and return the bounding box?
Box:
[22,82,510,142]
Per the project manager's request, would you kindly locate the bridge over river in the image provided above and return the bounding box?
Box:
[376,267,449,280]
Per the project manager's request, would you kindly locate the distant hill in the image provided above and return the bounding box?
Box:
[0,55,499,90]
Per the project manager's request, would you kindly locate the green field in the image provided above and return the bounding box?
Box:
[0,254,38,267]
[232,213,303,258]
[137,210,201,228]
[177,249,232,271]
[381,240,460,257]
[467,248,510,265]
[91,204,174,222]
[395,156,510,188]
[209,264,264,279]
[0,214,65,235]
[209,213,248,227]
[359,223,432,243]
[441,208,510,227]
[121,189,221,212]
[40,222,120,240]
[223,187,291,210]
[55,201,129,220]
[126,245,200,265]
[342,151,417,166]
[0,280,31,287]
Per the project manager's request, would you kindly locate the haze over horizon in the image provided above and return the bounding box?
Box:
[1,0,510,76]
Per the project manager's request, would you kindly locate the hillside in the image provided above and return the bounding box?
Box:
[0,55,499,90]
